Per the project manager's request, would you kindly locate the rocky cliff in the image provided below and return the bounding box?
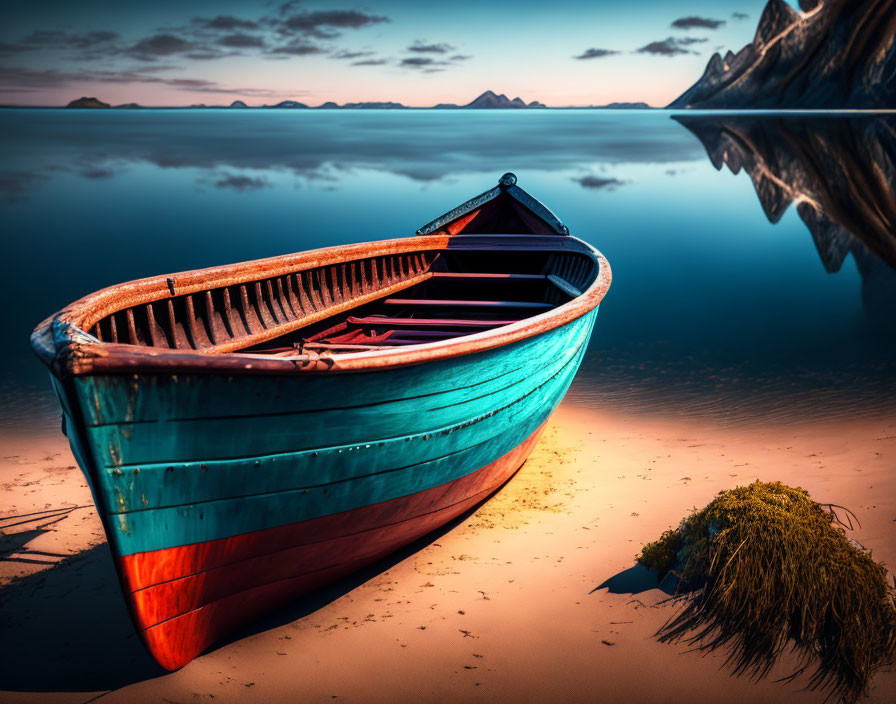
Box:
[669,0,896,109]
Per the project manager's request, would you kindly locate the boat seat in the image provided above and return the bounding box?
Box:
[346,316,520,328]
[382,298,553,309]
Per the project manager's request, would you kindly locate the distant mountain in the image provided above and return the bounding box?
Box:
[113,103,142,109]
[341,102,405,109]
[229,100,249,108]
[66,97,110,109]
[454,91,546,109]
[309,101,404,109]
[676,114,896,315]
[669,0,896,109]
[269,100,308,109]
[597,102,652,109]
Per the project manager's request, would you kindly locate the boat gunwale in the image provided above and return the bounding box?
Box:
[32,233,611,377]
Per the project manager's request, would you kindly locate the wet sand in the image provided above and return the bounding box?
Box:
[1,405,894,704]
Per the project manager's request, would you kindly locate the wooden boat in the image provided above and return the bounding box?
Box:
[31,173,611,670]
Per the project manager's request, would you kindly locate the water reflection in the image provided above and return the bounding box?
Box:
[1,110,894,430]
[0,110,697,202]
[675,114,896,319]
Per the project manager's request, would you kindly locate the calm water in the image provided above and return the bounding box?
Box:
[1,109,894,431]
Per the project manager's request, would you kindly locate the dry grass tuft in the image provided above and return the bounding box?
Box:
[638,481,896,703]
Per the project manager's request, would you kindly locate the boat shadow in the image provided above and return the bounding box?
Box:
[0,496,489,693]
[0,542,164,692]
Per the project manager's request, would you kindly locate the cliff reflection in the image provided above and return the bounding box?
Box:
[675,114,896,319]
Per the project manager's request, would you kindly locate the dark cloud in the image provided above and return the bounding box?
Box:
[186,50,235,60]
[216,33,265,48]
[575,48,619,60]
[671,16,726,30]
[449,54,471,62]
[129,34,195,58]
[677,37,709,46]
[732,12,750,20]
[270,41,325,56]
[574,175,626,190]
[0,41,33,55]
[332,50,375,60]
[635,38,700,56]
[0,66,274,97]
[193,16,259,31]
[352,58,388,66]
[407,42,453,54]
[81,167,115,180]
[23,29,119,49]
[400,56,443,69]
[276,10,389,39]
[214,174,270,191]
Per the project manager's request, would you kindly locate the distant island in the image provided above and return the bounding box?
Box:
[669,0,896,109]
[63,91,653,110]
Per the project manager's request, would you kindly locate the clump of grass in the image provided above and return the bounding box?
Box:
[638,481,896,703]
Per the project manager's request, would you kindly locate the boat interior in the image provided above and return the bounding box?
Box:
[79,179,601,357]
[84,243,597,356]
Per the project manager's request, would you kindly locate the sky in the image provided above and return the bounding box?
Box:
[0,1,804,107]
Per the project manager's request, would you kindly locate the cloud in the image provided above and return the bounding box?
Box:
[352,58,388,66]
[270,41,325,55]
[276,10,389,39]
[400,56,443,69]
[0,41,33,55]
[575,48,619,60]
[407,42,453,54]
[214,174,270,191]
[216,33,265,48]
[0,65,275,97]
[129,34,195,59]
[574,175,626,190]
[23,29,120,49]
[636,37,703,56]
[732,12,750,20]
[193,16,259,31]
[671,16,726,30]
[332,50,375,59]
[677,37,708,46]
[449,54,471,62]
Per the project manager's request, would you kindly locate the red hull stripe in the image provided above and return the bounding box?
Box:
[121,421,546,670]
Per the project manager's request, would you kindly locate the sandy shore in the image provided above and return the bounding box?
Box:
[1,404,894,704]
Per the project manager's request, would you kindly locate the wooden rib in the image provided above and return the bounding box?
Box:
[283,275,301,317]
[331,266,343,305]
[262,281,279,324]
[252,282,273,328]
[348,262,358,299]
[108,315,119,343]
[371,258,380,291]
[204,291,219,345]
[221,288,238,339]
[123,309,138,345]
[359,260,369,295]
[277,277,297,319]
[145,304,167,348]
[238,285,260,335]
[293,273,312,314]
[184,295,204,349]
[93,323,103,342]
[547,274,582,298]
[317,269,332,307]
